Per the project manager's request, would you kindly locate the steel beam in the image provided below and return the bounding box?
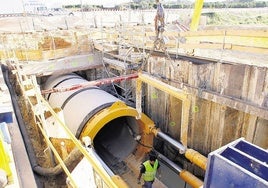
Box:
[137,72,190,147]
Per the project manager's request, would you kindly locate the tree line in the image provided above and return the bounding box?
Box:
[64,1,268,10]
[131,0,268,9]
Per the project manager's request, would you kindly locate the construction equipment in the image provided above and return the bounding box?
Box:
[190,0,204,31]
[204,138,268,188]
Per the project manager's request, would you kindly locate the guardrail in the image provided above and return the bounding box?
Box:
[14,66,122,187]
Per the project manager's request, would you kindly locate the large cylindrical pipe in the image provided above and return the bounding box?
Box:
[44,73,118,138]
[43,73,153,171]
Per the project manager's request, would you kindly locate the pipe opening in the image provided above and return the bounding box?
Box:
[93,116,139,174]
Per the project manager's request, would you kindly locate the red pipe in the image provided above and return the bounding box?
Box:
[41,73,138,94]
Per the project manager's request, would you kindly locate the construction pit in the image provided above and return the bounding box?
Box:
[0,7,268,188]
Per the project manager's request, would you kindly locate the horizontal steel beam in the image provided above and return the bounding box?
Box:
[137,72,190,147]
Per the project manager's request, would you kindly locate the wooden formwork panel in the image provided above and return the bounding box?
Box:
[178,29,268,54]
[144,56,268,160]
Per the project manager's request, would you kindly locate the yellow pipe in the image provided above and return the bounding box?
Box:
[180,170,203,188]
[185,149,207,170]
[190,0,204,31]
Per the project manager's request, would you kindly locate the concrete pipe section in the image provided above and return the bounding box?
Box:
[43,73,154,176]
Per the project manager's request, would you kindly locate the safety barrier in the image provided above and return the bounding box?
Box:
[204,138,268,188]
[16,72,122,187]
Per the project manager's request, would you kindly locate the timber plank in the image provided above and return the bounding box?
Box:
[241,65,251,101]
[222,108,239,146]
[20,54,102,77]
[224,64,245,99]
[212,62,221,93]
[204,98,213,155]
[188,95,196,148]
[184,35,268,48]
[247,66,259,105]
[177,43,268,54]
[253,118,268,149]
[180,29,268,37]
[168,96,182,141]
[254,67,268,106]
[210,103,224,151]
[234,111,245,139]
[188,63,195,148]
[226,29,268,38]
[241,114,257,143]
[192,98,210,153]
[220,64,231,97]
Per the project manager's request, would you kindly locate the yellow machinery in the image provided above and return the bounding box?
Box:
[43,73,207,188]
[190,0,204,31]
[43,73,155,187]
